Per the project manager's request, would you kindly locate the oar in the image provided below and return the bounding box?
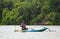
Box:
[14,25,17,32]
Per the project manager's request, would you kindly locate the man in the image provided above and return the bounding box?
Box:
[20,21,28,30]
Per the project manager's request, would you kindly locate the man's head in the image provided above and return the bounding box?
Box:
[22,20,25,23]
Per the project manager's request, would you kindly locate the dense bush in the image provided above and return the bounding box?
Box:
[0,0,60,25]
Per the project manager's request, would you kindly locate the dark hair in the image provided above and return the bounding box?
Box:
[22,20,25,23]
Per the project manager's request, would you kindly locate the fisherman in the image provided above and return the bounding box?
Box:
[20,21,28,30]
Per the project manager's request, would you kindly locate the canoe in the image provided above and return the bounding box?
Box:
[14,27,48,32]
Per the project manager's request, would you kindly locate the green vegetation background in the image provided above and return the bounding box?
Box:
[0,0,60,25]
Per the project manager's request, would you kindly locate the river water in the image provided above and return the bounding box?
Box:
[0,25,60,39]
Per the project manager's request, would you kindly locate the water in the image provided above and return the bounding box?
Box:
[0,25,60,39]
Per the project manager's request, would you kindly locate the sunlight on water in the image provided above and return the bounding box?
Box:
[0,25,60,39]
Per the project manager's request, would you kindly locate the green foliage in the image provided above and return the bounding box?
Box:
[47,12,60,25]
[0,0,60,25]
[30,13,45,25]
